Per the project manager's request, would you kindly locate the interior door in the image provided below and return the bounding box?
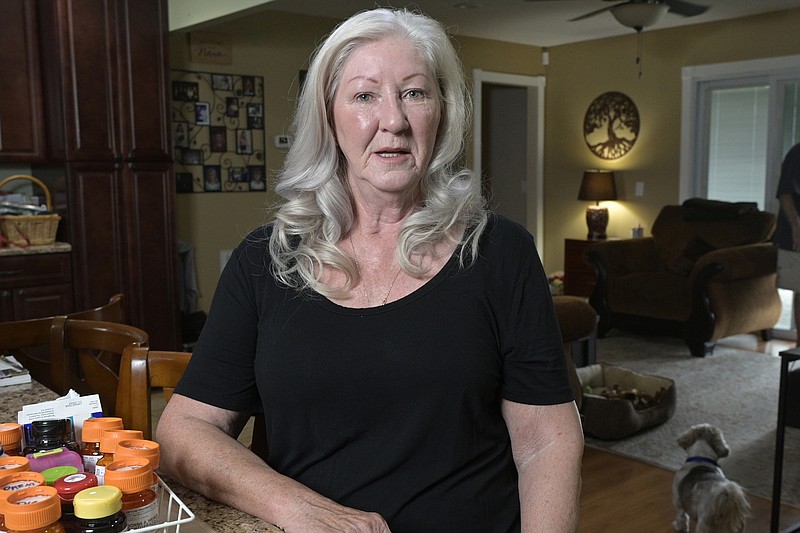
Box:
[472,70,545,257]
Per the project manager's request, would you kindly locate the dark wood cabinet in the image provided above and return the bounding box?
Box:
[0,250,74,322]
[0,0,46,162]
[564,238,600,297]
[34,0,179,349]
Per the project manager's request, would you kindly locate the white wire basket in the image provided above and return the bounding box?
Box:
[127,476,195,533]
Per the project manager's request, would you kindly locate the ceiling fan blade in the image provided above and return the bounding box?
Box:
[569,5,615,22]
[665,0,710,17]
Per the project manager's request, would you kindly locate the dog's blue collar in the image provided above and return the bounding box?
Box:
[686,456,719,467]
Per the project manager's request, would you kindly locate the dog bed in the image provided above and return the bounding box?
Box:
[576,363,676,440]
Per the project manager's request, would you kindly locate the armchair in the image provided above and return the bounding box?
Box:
[585,199,781,357]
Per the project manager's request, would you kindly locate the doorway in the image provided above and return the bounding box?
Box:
[472,70,545,258]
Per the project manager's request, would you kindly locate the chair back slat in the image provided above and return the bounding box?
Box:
[117,347,191,439]
[0,294,125,390]
[50,318,148,416]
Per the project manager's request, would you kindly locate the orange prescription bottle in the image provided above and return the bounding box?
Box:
[103,458,158,530]
[79,418,124,474]
[113,440,160,488]
[2,485,64,533]
[93,430,141,485]
[0,456,30,475]
[0,472,46,533]
[0,424,23,456]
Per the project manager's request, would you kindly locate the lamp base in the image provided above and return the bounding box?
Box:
[586,206,609,240]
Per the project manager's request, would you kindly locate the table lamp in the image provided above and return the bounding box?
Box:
[578,170,617,240]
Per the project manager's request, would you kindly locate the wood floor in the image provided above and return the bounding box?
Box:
[578,334,800,533]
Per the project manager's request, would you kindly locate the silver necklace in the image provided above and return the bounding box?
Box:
[348,235,402,306]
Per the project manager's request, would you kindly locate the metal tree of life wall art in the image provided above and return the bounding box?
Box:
[583,92,640,160]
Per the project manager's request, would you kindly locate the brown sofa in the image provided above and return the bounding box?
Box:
[584,199,781,357]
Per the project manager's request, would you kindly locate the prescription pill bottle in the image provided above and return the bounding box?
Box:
[71,485,126,533]
[0,424,23,457]
[93,430,141,486]
[53,472,97,520]
[0,472,46,533]
[3,485,64,533]
[23,420,79,455]
[103,459,158,530]
[113,440,160,489]
[79,419,123,475]
[40,466,79,488]
[0,456,30,475]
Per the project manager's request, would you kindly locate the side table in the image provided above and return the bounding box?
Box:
[772,347,800,533]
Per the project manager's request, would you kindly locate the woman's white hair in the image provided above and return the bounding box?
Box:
[268,8,487,296]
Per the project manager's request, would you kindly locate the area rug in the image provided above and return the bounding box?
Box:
[585,332,800,504]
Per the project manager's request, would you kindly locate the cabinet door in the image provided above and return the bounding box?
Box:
[38,0,170,163]
[116,0,171,161]
[0,0,46,162]
[66,163,128,309]
[13,284,74,320]
[39,0,119,162]
[124,161,179,349]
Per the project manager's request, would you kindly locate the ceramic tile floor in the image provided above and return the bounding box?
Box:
[150,389,255,445]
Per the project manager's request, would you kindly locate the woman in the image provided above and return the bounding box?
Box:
[158,8,583,532]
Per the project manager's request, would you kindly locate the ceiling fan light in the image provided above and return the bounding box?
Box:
[610,3,669,29]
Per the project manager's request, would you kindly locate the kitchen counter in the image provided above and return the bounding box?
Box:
[1,380,284,533]
[0,241,71,256]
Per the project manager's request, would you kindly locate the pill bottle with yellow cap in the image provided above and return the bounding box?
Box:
[103,458,158,530]
[0,456,30,475]
[0,472,46,533]
[79,419,123,475]
[2,485,64,533]
[0,424,23,457]
[71,485,126,533]
[93,430,141,486]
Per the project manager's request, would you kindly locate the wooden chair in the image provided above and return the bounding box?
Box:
[116,346,192,439]
[50,318,148,415]
[0,294,125,389]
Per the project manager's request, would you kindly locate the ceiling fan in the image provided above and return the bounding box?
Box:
[569,0,710,30]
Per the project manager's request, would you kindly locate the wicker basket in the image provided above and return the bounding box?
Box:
[0,175,61,247]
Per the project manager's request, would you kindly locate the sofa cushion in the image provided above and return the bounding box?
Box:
[609,271,690,321]
[665,236,716,275]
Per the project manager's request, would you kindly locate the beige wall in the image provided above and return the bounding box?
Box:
[171,8,800,311]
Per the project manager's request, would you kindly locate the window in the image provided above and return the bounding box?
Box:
[680,55,800,336]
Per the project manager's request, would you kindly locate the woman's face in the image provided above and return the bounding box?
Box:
[332,38,441,201]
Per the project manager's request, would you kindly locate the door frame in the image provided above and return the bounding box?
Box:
[472,69,545,258]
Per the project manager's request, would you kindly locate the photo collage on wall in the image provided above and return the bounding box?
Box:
[171,70,266,193]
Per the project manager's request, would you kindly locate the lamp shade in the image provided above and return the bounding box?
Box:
[578,170,617,202]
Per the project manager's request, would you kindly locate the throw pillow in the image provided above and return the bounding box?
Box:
[666,237,715,275]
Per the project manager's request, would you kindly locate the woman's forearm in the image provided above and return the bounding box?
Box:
[157,395,390,532]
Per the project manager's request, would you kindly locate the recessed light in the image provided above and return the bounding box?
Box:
[453,2,480,8]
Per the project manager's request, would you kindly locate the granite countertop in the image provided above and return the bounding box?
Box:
[0,241,71,256]
[0,380,284,533]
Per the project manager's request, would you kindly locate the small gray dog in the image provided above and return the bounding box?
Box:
[672,424,751,533]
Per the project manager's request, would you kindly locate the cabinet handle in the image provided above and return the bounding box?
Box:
[0,270,24,276]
